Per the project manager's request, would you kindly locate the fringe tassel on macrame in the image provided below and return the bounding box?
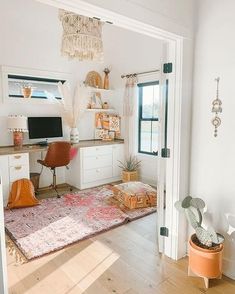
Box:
[61,35,103,61]
[6,235,27,264]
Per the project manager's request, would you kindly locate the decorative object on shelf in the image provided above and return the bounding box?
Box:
[7,115,28,148]
[118,155,141,182]
[84,71,102,89]
[94,128,108,140]
[59,10,103,61]
[109,116,120,132]
[103,67,111,90]
[70,127,79,144]
[102,101,109,109]
[21,86,32,98]
[175,196,224,289]
[108,131,115,140]
[211,77,222,137]
[15,81,34,98]
[95,112,121,140]
[90,92,103,109]
[19,82,33,98]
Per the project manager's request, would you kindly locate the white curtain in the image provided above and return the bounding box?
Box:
[123,76,138,157]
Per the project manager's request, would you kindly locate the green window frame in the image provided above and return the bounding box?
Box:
[138,81,159,156]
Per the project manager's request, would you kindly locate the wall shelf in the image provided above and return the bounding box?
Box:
[85,108,115,112]
[84,86,114,93]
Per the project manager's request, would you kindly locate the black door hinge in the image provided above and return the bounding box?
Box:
[161,148,170,158]
[160,227,169,237]
[163,63,173,74]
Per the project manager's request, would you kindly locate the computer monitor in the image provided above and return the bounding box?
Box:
[28,117,63,139]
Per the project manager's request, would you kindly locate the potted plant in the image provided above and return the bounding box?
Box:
[17,82,33,98]
[118,155,141,182]
[175,196,224,288]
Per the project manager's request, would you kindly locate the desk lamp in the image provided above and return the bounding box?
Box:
[7,115,28,148]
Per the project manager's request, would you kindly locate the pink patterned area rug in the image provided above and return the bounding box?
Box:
[4,185,156,261]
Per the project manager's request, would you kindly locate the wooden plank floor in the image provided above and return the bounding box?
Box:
[6,188,235,294]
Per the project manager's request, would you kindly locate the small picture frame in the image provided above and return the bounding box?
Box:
[95,128,108,139]
[90,92,102,109]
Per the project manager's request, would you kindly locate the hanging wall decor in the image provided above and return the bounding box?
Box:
[59,10,104,61]
[211,77,222,137]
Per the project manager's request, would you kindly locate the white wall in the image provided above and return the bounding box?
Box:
[0,0,163,185]
[191,0,235,279]
[102,25,163,185]
[0,0,101,146]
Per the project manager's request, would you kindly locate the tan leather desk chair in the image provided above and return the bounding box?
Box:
[37,141,72,197]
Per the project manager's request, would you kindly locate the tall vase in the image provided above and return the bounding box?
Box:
[70,127,79,144]
[103,72,109,90]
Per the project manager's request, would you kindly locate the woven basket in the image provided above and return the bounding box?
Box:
[122,170,138,182]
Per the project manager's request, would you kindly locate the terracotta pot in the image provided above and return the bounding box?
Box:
[21,87,32,98]
[122,170,138,182]
[189,234,223,278]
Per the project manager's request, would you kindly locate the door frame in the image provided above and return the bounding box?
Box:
[36,0,187,260]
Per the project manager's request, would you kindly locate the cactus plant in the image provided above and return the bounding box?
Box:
[175,196,224,248]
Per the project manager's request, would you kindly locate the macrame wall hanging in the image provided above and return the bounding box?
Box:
[211,77,222,137]
[59,10,104,61]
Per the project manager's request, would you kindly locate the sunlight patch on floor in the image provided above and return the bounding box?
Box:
[8,240,119,294]
[60,240,120,291]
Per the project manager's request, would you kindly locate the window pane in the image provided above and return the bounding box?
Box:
[152,121,159,153]
[8,75,63,100]
[142,84,159,119]
[140,121,151,153]
[153,85,160,118]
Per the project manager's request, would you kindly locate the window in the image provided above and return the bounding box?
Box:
[7,75,65,100]
[138,81,159,155]
[1,66,70,104]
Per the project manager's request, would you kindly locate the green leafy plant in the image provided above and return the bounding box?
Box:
[118,155,141,172]
[175,196,224,248]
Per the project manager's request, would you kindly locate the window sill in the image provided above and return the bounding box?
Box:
[137,152,158,158]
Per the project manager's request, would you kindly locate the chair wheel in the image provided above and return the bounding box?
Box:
[70,187,73,191]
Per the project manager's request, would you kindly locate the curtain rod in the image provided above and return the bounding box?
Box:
[121,69,160,79]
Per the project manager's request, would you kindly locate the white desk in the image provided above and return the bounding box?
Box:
[0,140,124,205]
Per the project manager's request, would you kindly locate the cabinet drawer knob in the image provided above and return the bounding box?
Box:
[14,166,22,170]
[14,155,21,159]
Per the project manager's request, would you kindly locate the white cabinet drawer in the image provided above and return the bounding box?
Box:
[9,165,29,182]
[83,146,112,157]
[9,153,29,167]
[83,154,112,170]
[83,166,112,183]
